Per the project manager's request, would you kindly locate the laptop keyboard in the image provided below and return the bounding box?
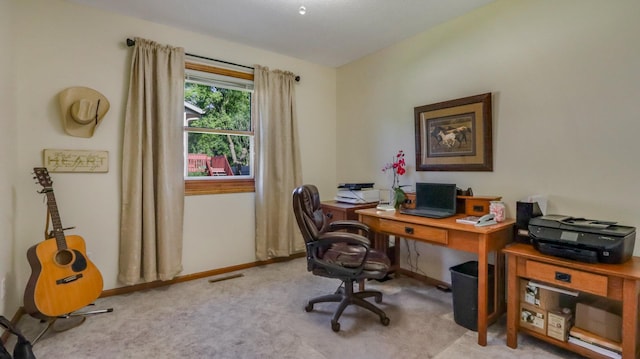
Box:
[400,208,454,218]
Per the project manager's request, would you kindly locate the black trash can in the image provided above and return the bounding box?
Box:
[449,260,494,331]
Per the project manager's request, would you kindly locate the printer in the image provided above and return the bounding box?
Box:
[334,189,380,204]
[529,215,636,264]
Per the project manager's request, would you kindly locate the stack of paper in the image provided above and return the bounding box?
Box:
[568,326,622,359]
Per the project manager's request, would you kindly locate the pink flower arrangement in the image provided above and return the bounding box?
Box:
[382,150,406,185]
[382,150,407,207]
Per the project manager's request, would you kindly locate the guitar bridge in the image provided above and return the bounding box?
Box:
[56,273,83,285]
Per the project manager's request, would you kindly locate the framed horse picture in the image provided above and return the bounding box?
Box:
[414,93,493,171]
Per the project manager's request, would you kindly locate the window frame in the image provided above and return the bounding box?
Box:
[184,62,255,196]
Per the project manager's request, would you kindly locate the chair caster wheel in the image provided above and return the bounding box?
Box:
[380,316,390,326]
[331,320,340,332]
[304,303,314,312]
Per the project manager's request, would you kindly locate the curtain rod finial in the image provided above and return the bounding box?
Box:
[126,38,135,47]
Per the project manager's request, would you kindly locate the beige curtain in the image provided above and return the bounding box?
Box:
[254,65,303,260]
[119,38,185,285]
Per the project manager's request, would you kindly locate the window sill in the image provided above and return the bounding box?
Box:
[185,178,255,195]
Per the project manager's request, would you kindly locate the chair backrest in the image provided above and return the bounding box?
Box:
[292,185,329,246]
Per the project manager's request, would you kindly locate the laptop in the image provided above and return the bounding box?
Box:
[400,183,457,219]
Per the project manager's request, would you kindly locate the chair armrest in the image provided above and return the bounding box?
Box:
[316,231,370,247]
[328,220,370,235]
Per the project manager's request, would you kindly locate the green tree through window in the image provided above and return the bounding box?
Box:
[185,84,252,178]
[183,61,255,195]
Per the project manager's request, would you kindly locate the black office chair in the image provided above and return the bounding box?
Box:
[292,185,391,332]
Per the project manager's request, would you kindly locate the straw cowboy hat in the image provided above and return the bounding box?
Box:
[59,87,110,138]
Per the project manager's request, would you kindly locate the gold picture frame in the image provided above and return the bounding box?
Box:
[414,93,492,171]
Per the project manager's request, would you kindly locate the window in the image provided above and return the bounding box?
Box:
[183,61,255,195]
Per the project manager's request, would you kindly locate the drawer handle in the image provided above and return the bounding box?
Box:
[326,213,333,219]
[555,272,571,283]
[405,227,414,235]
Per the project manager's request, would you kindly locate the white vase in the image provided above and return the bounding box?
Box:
[379,188,395,207]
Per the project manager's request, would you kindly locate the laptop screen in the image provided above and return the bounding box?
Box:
[415,183,457,212]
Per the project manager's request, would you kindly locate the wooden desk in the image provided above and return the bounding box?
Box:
[356,208,515,346]
[504,243,640,358]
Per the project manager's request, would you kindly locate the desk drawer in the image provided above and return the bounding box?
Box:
[524,260,608,296]
[379,219,448,245]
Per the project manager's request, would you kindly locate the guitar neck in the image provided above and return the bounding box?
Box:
[44,189,67,250]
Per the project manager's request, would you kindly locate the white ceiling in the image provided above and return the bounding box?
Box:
[67,0,495,67]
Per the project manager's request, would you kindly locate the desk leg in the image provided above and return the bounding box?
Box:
[506,254,518,349]
[477,234,489,346]
[621,278,639,358]
[495,246,505,316]
[393,236,400,273]
[371,232,396,271]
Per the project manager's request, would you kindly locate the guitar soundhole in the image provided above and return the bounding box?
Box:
[54,249,88,272]
[55,249,74,266]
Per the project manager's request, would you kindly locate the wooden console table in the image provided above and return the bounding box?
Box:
[356,208,514,346]
[504,243,640,358]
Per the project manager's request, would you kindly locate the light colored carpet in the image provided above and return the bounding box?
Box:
[11,258,581,358]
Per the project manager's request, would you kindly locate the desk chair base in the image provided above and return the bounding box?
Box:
[304,280,390,332]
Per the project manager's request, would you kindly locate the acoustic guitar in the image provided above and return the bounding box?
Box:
[23,167,104,319]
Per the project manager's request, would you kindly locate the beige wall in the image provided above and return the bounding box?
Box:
[0,0,17,315]
[7,0,336,315]
[337,0,640,281]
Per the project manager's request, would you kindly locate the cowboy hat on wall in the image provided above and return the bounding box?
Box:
[59,86,110,138]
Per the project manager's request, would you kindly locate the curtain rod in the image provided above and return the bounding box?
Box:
[126,38,300,82]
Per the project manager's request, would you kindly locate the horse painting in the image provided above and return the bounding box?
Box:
[431,125,472,148]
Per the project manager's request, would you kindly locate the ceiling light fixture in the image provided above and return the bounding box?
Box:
[298,5,306,15]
